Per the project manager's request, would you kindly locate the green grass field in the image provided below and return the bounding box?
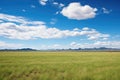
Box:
[0,51,120,80]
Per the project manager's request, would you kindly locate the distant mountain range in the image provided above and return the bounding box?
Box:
[0,48,36,51]
[0,47,120,51]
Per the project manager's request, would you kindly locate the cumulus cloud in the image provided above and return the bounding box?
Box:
[39,0,48,6]
[0,41,22,49]
[0,13,109,40]
[61,2,97,20]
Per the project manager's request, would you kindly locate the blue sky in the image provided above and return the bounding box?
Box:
[0,0,120,49]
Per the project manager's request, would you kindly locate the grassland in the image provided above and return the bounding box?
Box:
[0,51,120,80]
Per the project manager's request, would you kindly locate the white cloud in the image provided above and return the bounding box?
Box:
[61,2,97,20]
[59,3,65,8]
[102,7,112,14]
[39,0,64,8]
[39,0,48,6]
[93,41,120,48]
[88,33,109,40]
[82,27,89,31]
[39,40,120,49]
[53,2,59,5]
[0,13,45,25]
[73,28,80,31]
[70,42,77,46]
[53,2,64,8]
[0,41,22,49]
[0,13,26,23]
[70,41,120,49]
[0,13,109,40]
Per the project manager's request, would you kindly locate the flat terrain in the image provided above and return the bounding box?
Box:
[0,51,120,80]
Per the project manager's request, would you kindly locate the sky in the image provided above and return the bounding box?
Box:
[0,0,120,49]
